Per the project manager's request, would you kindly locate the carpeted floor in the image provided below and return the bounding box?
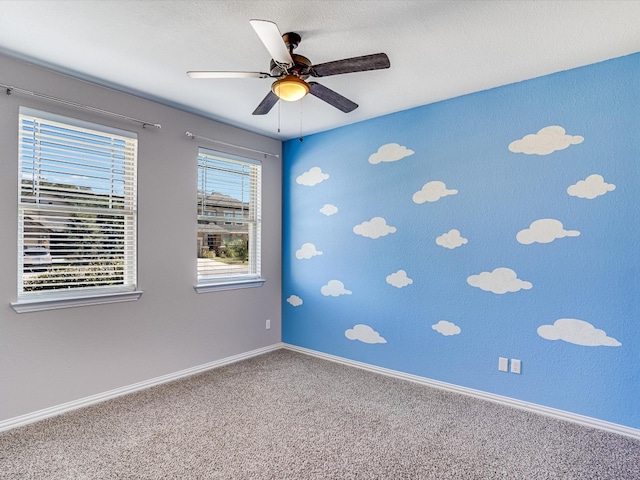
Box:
[1,349,639,479]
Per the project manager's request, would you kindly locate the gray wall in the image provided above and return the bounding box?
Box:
[0,54,282,422]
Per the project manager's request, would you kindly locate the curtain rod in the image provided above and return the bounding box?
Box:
[185,131,279,158]
[2,83,161,129]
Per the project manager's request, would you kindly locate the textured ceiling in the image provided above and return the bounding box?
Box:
[1,1,639,140]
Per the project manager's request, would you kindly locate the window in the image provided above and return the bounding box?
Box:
[196,148,263,292]
[13,108,140,312]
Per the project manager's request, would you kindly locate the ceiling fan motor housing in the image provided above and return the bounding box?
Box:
[270,54,312,79]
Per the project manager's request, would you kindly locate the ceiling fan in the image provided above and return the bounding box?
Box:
[187,19,390,115]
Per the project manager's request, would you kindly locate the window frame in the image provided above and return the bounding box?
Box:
[12,107,142,313]
[195,148,264,293]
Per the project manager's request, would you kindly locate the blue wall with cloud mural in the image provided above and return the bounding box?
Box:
[282,53,640,429]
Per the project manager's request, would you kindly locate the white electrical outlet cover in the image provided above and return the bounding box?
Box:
[498,357,509,372]
[511,359,521,374]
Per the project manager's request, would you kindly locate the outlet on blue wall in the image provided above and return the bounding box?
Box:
[282,52,640,429]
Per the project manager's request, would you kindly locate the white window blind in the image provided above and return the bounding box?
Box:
[197,148,262,287]
[17,108,138,301]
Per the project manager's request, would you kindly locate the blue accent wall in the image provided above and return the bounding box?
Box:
[282,53,640,429]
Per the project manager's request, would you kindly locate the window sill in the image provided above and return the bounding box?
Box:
[194,278,266,293]
[11,290,144,313]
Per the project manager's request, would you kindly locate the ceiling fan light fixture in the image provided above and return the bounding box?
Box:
[272,75,309,102]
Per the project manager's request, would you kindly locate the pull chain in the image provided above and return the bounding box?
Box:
[299,97,304,142]
[277,99,281,133]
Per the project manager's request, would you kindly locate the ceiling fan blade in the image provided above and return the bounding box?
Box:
[308,82,358,113]
[249,19,293,67]
[252,91,279,115]
[311,53,390,77]
[187,71,270,79]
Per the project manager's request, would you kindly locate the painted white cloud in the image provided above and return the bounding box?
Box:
[295,242,323,260]
[353,217,397,239]
[412,181,458,204]
[516,219,580,245]
[386,270,413,288]
[436,229,468,249]
[345,324,387,344]
[286,295,303,307]
[321,280,352,297]
[567,174,616,199]
[319,204,338,216]
[467,267,532,294]
[368,143,415,164]
[296,167,329,186]
[432,320,461,336]
[537,318,621,347]
[508,125,584,155]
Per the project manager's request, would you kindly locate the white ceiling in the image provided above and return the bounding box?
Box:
[1,1,639,141]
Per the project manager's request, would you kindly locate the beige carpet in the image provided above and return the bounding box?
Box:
[1,349,639,479]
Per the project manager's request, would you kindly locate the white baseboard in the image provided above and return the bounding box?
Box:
[4,342,638,441]
[0,343,282,433]
[283,343,640,441]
